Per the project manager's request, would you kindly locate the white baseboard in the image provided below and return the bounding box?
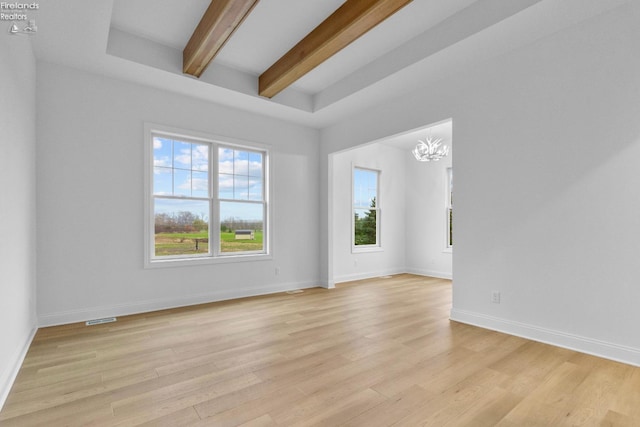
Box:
[318,278,335,289]
[0,326,37,412]
[450,308,640,367]
[334,268,406,284]
[405,267,452,280]
[334,269,452,284]
[38,280,319,327]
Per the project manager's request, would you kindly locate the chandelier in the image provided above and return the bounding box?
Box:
[412,136,449,162]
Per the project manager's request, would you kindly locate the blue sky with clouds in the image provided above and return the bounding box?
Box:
[153,137,264,222]
[353,168,377,208]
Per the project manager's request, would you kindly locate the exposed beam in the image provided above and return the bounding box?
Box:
[259,0,412,98]
[184,0,259,77]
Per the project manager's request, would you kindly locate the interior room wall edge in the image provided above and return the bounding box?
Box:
[0,328,36,412]
[451,309,640,367]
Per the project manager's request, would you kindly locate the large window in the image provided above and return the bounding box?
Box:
[147,126,268,265]
[353,167,380,248]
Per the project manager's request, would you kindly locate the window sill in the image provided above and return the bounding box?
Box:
[145,253,273,269]
[352,246,383,254]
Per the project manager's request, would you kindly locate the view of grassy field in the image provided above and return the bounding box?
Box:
[155,231,263,256]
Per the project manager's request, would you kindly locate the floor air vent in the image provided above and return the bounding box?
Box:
[286,290,304,294]
[86,317,117,326]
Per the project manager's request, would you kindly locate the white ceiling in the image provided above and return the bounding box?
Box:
[29,0,630,128]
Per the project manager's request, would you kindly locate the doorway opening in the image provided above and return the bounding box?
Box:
[327,119,453,286]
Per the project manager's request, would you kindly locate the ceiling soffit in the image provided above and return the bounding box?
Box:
[107,0,547,114]
[30,0,630,128]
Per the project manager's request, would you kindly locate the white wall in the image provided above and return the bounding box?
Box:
[331,143,406,283]
[405,139,453,279]
[36,62,321,326]
[321,3,640,365]
[0,35,37,408]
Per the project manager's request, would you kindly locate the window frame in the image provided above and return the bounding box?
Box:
[144,123,271,268]
[445,167,453,251]
[352,166,382,252]
[216,146,268,257]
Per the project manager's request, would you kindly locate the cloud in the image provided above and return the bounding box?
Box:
[218,148,263,175]
[174,144,209,171]
[219,174,234,189]
[219,160,234,175]
[154,158,170,168]
[193,145,209,171]
[249,161,262,176]
[154,198,210,217]
[218,160,262,176]
[219,148,234,162]
[153,137,171,167]
[175,149,191,167]
[187,177,209,192]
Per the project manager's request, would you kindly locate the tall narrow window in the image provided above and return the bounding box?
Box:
[353,167,380,248]
[153,137,211,258]
[218,147,266,254]
[447,167,453,248]
[148,127,268,265]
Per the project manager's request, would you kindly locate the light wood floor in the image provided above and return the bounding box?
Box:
[2,274,640,426]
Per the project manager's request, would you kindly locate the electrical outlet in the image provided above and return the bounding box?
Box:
[491,291,501,304]
[275,267,280,276]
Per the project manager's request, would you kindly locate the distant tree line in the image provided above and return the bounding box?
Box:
[220,218,263,233]
[155,212,207,233]
[155,212,262,233]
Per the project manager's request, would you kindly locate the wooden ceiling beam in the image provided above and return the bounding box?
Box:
[259,0,412,99]
[183,0,259,77]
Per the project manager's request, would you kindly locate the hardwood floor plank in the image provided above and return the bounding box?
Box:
[111,372,263,426]
[3,274,640,426]
[337,384,433,427]
[135,406,202,427]
[609,364,640,419]
[0,373,104,418]
[267,353,419,425]
[600,409,640,427]
[371,345,478,398]
[555,355,631,425]
[450,386,522,427]
[237,414,278,427]
[285,388,386,427]
[0,397,115,427]
[192,385,305,426]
